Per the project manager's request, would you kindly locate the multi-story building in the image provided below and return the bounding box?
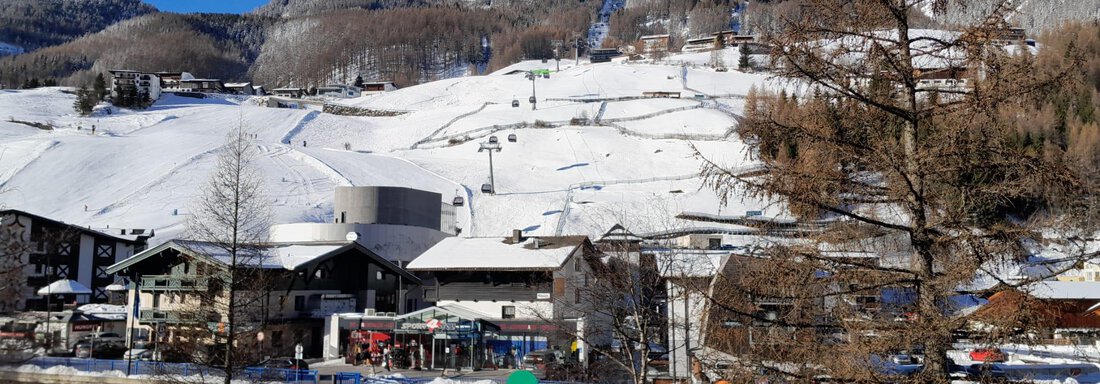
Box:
[106,239,419,359]
[0,209,151,312]
[108,70,162,102]
[407,231,597,361]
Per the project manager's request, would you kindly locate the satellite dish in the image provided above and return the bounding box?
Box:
[346,232,360,241]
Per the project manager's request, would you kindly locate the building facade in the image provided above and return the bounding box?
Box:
[0,210,150,312]
[408,232,598,363]
[108,70,162,102]
[106,239,419,359]
[317,84,361,98]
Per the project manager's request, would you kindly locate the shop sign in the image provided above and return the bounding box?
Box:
[71,322,97,332]
[399,321,457,332]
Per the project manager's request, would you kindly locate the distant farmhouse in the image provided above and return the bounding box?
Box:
[589,48,622,63]
[361,81,397,95]
[272,87,306,99]
[640,34,670,56]
[225,82,254,95]
[317,84,361,99]
[178,78,226,93]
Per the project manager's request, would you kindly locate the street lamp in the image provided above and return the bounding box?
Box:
[478,141,502,195]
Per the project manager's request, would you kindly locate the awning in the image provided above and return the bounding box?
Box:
[393,304,500,334]
[37,279,92,295]
[104,283,127,292]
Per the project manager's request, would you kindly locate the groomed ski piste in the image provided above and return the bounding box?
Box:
[0,48,786,244]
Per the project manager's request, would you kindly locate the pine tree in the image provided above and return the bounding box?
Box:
[354,74,364,88]
[73,86,95,116]
[737,42,752,71]
[92,73,107,101]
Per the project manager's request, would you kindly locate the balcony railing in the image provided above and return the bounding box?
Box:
[138,309,205,324]
[140,275,207,291]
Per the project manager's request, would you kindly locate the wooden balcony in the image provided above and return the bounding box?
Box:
[140,275,207,292]
[138,309,206,324]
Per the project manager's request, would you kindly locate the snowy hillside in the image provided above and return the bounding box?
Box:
[0,50,780,244]
[920,0,1100,33]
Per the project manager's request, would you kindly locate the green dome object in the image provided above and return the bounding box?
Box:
[507,370,539,384]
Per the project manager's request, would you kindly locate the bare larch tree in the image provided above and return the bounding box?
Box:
[187,124,272,384]
[697,0,1099,382]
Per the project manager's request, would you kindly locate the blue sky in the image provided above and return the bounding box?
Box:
[144,0,269,14]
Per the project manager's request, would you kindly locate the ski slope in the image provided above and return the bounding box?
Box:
[0,49,782,244]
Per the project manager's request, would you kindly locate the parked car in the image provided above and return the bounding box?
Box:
[256,357,309,370]
[75,332,125,345]
[523,349,565,379]
[969,348,1007,363]
[72,341,127,359]
[123,348,153,361]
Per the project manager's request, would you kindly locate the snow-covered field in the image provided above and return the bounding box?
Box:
[0,49,777,243]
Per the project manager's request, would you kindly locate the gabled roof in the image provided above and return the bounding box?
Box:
[0,209,144,244]
[106,239,418,282]
[597,224,643,243]
[407,236,589,271]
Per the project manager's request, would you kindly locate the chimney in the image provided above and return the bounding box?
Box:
[512,229,524,243]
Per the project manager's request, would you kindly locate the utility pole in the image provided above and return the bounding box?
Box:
[552,39,564,72]
[525,71,538,110]
[478,141,502,194]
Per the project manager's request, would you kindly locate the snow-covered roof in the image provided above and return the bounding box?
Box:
[1026,281,1100,300]
[37,279,91,295]
[107,239,418,282]
[1,209,146,244]
[655,249,730,278]
[172,240,348,269]
[597,224,643,243]
[225,82,251,87]
[76,304,127,320]
[407,236,588,271]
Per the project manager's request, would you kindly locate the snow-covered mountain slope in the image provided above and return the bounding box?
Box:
[920,0,1100,33]
[0,52,782,244]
